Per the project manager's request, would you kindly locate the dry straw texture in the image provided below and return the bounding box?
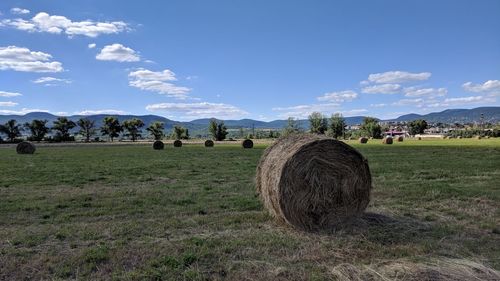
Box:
[152,140,164,150]
[256,134,372,231]
[397,136,404,142]
[383,137,393,144]
[359,137,368,144]
[16,141,36,154]
[330,258,500,281]
[204,140,214,147]
[242,139,253,149]
[173,140,183,147]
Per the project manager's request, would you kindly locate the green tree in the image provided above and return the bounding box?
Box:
[308,112,328,134]
[123,118,145,142]
[77,118,96,142]
[52,117,76,141]
[282,117,301,136]
[24,119,49,141]
[328,113,346,139]
[209,119,218,140]
[101,117,123,142]
[0,119,22,142]
[146,121,165,140]
[172,125,186,140]
[208,119,228,141]
[360,117,382,138]
[408,119,428,136]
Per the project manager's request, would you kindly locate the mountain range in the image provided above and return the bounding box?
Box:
[1,107,499,135]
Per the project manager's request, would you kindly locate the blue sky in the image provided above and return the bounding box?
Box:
[0,0,499,121]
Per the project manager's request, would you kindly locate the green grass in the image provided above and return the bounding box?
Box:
[0,139,499,280]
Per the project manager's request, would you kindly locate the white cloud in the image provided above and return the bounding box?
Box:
[96,44,140,62]
[88,43,96,49]
[0,46,63,72]
[462,80,500,95]
[75,109,128,115]
[272,103,367,119]
[0,108,50,115]
[0,101,18,107]
[32,76,71,85]
[0,91,22,97]
[361,83,402,94]
[444,96,493,104]
[317,90,358,102]
[1,12,129,37]
[404,87,447,98]
[370,103,387,108]
[146,102,248,119]
[392,98,425,107]
[10,8,30,15]
[367,71,431,84]
[129,68,190,99]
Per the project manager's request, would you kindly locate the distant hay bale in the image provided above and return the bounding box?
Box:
[204,140,214,147]
[359,137,368,144]
[173,140,183,147]
[457,136,462,139]
[397,136,403,142]
[256,134,372,231]
[153,140,164,150]
[16,141,36,154]
[242,139,253,149]
[417,137,422,140]
[383,137,393,144]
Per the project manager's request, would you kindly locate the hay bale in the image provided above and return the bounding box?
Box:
[397,136,403,142]
[242,139,253,149]
[16,141,36,154]
[173,140,183,147]
[359,137,368,144]
[153,140,164,150]
[204,140,214,147]
[256,134,372,231]
[475,136,482,140]
[383,137,393,144]
[457,136,462,139]
[417,137,422,140]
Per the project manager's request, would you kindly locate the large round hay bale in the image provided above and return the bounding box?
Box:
[457,136,462,139]
[153,140,164,150]
[16,141,36,154]
[242,139,253,149]
[417,137,422,140]
[476,136,482,140]
[256,134,372,231]
[383,137,393,144]
[204,140,214,147]
[359,137,368,144]
[173,140,183,147]
[397,136,403,142]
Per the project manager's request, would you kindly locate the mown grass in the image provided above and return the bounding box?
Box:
[0,139,499,280]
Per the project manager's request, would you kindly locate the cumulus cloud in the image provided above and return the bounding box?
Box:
[367,71,431,84]
[88,43,96,49]
[272,103,350,119]
[392,98,425,107]
[370,103,387,108]
[32,76,71,85]
[404,87,447,98]
[0,101,18,107]
[361,83,402,94]
[75,109,128,115]
[317,90,358,102]
[0,46,63,72]
[11,8,30,15]
[463,80,500,95]
[0,108,50,115]
[1,12,129,37]
[129,68,190,99]
[145,102,248,119]
[0,90,22,97]
[96,44,140,62]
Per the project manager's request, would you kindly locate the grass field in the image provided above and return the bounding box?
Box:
[1,139,499,280]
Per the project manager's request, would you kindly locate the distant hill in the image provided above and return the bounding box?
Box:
[1,107,499,136]
[390,107,500,123]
